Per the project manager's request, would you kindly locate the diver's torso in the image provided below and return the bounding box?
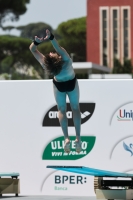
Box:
[54,58,75,82]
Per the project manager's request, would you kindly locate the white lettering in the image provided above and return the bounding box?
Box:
[71,141,88,150]
[52,152,62,156]
[49,111,54,118]
[82,142,88,150]
[71,141,75,149]
[48,111,73,118]
[68,151,86,155]
[51,141,57,150]
[55,111,58,118]
[57,141,62,149]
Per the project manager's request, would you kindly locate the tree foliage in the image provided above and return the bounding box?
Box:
[56,17,86,61]
[0,0,30,27]
[0,35,45,79]
[17,22,53,40]
[113,58,133,74]
[2,25,15,31]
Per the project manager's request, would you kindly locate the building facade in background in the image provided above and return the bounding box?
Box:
[87,0,133,69]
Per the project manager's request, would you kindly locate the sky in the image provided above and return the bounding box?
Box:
[0,0,87,36]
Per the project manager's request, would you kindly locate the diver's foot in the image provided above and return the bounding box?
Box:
[64,139,70,153]
[74,139,82,153]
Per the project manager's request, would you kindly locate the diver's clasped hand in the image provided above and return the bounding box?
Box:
[33,36,43,45]
[44,29,54,41]
[33,29,54,46]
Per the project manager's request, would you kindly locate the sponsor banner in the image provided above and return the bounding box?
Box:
[0,80,132,195]
[41,170,95,196]
[43,103,95,126]
[42,136,96,160]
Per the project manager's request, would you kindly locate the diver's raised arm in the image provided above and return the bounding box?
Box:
[29,36,45,69]
[44,29,70,60]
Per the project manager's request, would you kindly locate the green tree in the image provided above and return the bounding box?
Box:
[1,55,14,73]
[0,0,30,27]
[0,35,44,79]
[123,59,133,73]
[113,58,133,74]
[2,25,15,33]
[57,17,86,61]
[17,22,53,40]
[39,41,56,55]
[113,58,122,73]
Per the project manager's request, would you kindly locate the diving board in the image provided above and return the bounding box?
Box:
[47,165,133,177]
[0,172,20,196]
[47,166,133,200]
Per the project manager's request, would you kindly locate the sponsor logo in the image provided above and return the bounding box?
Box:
[42,103,95,126]
[42,135,96,160]
[41,172,87,192]
[54,175,87,189]
[110,102,133,125]
[117,110,133,121]
[110,136,133,159]
[55,175,87,184]
[123,142,133,156]
[54,174,87,191]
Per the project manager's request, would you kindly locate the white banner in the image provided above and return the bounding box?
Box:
[0,80,133,196]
